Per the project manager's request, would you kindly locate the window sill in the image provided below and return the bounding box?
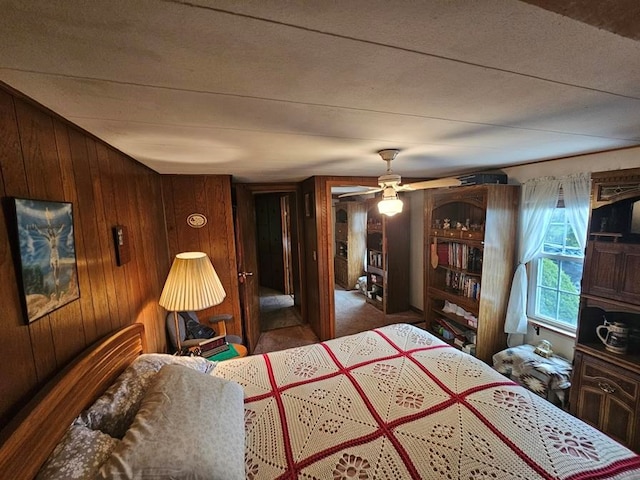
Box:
[528,319,576,339]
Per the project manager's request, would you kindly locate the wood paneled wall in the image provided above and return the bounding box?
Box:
[301,177,322,338]
[0,85,170,429]
[161,175,242,338]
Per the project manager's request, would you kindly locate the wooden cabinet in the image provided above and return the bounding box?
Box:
[364,198,409,313]
[424,184,519,363]
[582,241,640,305]
[333,202,366,289]
[572,351,640,452]
[570,168,640,453]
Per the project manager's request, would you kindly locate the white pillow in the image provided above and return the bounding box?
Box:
[97,364,245,480]
[36,424,118,480]
[79,353,215,438]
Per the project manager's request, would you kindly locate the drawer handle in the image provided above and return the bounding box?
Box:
[598,382,616,394]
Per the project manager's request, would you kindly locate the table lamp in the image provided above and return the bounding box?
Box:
[159,252,226,352]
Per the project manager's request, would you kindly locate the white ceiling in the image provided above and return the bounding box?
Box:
[1,0,639,183]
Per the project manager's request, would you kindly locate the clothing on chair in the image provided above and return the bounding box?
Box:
[184,314,216,339]
[166,311,242,352]
[166,311,217,352]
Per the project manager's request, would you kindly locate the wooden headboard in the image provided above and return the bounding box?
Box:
[0,323,146,480]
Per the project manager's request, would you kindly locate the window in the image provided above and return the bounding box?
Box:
[527,206,584,332]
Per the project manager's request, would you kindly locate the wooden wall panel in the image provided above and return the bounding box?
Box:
[161,175,242,338]
[0,84,169,430]
[13,99,62,382]
[0,90,38,426]
[108,148,139,327]
[301,177,322,339]
[69,128,110,341]
[131,163,169,351]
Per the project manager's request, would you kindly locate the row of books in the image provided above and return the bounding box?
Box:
[444,271,481,300]
[431,317,477,351]
[436,242,482,272]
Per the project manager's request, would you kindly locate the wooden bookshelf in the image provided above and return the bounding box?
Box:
[424,184,519,363]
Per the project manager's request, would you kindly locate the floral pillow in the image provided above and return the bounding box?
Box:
[78,353,215,438]
[35,424,118,480]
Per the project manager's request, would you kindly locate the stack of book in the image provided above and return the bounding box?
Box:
[197,335,229,357]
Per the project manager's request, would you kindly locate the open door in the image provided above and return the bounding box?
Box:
[234,184,261,352]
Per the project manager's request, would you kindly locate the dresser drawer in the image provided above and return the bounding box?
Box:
[579,357,638,407]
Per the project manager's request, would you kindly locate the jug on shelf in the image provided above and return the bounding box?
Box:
[596,320,629,354]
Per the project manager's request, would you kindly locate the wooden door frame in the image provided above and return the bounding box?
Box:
[280,195,293,295]
[317,177,378,340]
[234,183,306,322]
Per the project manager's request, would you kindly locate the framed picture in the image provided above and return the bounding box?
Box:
[112,225,130,266]
[304,192,313,218]
[10,198,80,323]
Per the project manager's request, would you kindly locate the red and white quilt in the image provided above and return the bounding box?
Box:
[212,324,640,479]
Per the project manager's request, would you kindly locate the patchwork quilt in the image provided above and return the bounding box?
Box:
[212,324,640,479]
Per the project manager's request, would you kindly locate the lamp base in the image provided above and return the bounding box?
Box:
[173,310,182,353]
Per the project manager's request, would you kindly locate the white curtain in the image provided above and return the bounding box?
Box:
[563,172,591,251]
[504,173,591,346]
[504,177,561,342]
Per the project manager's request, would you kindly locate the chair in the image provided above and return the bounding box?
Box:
[166,311,242,352]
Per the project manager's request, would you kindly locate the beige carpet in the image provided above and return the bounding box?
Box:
[253,287,423,354]
[335,288,423,337]
[260,287,304,331]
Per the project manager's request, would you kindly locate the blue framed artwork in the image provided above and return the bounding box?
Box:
[11,198,80,323]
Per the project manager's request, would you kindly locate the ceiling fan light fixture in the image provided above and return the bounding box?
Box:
[378,187,403,216]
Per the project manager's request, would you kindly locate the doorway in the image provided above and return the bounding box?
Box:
[254,192,303,331]
[329,183,423,339]
[234,184,305,352]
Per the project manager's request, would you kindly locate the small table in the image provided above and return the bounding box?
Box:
[206,343,247,362]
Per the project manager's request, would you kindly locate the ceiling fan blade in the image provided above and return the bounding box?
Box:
[400,177,462,191]
[337,187,383,198]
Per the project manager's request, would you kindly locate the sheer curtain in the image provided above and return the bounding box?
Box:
[504,173,591,346]
[563,172,591,251]
[504,177,561,344]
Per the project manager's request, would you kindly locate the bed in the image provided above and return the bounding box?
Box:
[1,323,639,479]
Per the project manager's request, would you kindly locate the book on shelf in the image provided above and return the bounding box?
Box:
[453,337,468,348]
[436,318,467,341]
[444,271,481,300]
[438,243,483,272]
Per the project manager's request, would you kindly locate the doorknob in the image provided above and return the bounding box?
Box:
[238,271,254,283]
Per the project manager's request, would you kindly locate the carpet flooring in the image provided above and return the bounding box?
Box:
[253,287,424,354]
[259,287,304,331]
[334,288,423,338]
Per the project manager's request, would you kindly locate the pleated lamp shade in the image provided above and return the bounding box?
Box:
[159,252,226,311]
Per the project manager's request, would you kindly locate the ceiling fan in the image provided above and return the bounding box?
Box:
[339,149,462,216]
